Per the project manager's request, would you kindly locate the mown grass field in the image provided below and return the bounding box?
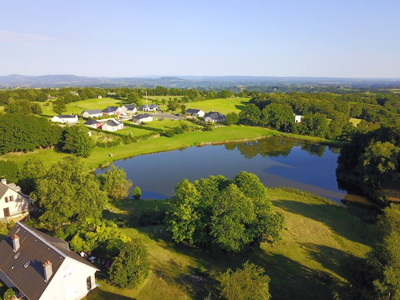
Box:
[349,117,362,126]
[187,97,250,114]
[1,126,280,169]
[147,119,199,130]
[86,188,371,300]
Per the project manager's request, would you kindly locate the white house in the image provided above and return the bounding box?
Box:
[97,95,102,99]
[84,119,102,129]
[132,114,153,124]
[294,115,302,123]
[204,111,226,123]
[0,179,31,221]
[81,110,103,119]
[122,105,137,115]
[139,104,160,112]
[51,115,78,124]
[0,222,98,300]
[186,109,205,118]
[101,119,124,131]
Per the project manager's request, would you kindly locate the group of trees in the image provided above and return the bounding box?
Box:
[166,171,284,253]
[337,126,400,198]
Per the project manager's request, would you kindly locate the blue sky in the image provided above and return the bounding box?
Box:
[1,0,399,78]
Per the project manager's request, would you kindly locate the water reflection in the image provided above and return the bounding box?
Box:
[96,137,369,204]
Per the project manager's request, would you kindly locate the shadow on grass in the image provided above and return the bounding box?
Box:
[273,199,371,246]
[234,101,249,111]
[86,289,136,300]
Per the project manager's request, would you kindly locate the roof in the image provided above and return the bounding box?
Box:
[105,119,123,127]
[84,119,100,125]
[102,106,119,113]
[133,114,152,119]
[82,109,102,115]
[0,181,28,200]
[186,109,201,114]
[56,115,77,119]
[140,104,159,109]
[124,104,136,110]
[0,222,97,300]
[205,111,225,120]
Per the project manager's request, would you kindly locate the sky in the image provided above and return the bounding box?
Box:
[0,0,399,78]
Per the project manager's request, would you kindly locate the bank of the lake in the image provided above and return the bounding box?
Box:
[86,188,372,300]
[1,125,343,171]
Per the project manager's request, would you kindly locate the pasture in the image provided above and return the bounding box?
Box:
[187,97,249,114]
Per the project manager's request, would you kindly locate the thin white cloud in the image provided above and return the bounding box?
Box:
[0,31,52,43]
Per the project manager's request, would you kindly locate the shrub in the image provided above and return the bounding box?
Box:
[108,239,150,289]
[132,186,142,200]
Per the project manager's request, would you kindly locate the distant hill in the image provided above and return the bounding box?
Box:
[0,74,399,89]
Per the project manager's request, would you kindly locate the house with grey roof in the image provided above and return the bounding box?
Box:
[122,104,137,115]
[186,109,205,118]
[139,104,160,112]
[204,111,226,123]
[0,179,31,221]
[51,115,78,124]
[0,222,98,300]
[132,114,153,124]
[101,106,119,116]
[83,119,102,129]
[101,119,124,131]
[81,110,103,119]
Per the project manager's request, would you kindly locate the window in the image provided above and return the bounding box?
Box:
[9,196,13,201]
[86,276,92,291]
[5,197,8,203]
[3,208,10,217]
[63,267,73,280]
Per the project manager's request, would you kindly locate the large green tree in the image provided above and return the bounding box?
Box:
[18,157,47,194]
[32,156,107,227]
[239,104,261,126]
[63,125,94,158]
[101,165,133,200]
[261,103,294,132]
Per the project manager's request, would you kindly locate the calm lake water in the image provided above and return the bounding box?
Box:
[96,137,369,204]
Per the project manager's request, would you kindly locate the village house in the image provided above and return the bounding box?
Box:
[295,115,302,123]
[0,222,98,300]
[122,104,137,115]
[132,114,153,124]
[102,106,125,116]
[107,92,116,97]
[70,91,79,97]
[0,179,31,221]
[139,104,160,112]
[83,119,102,129]
[81,110,103,119]
[186,109,205,118]
[101,119,124,131]
[51,115,78,124]
[204,111,226,123]
[97,94,102,99]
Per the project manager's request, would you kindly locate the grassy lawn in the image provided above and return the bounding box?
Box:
[2,126,280,169]
[117,126,155,137]
[187,97,250,114]
[87,188,371,300]
[147,119,199,130]
[349,117,362,127]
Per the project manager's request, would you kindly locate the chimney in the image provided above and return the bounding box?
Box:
[12,234,20,252]
[1,178,6,185]
[43,260,53,282]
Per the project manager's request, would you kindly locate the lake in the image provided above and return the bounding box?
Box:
[96,137,369,204]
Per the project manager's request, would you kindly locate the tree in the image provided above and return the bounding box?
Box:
[63,125,94,158]
[32,156,107,227]
[298,114,328,137]
[102,165,133,200]
[0,161,19,183]
[128,91,141,106]
[18,157,46,194]
[180,104,187,114]
[220,262,271,300]
[225,112,239,125]
[361,141,400,189]
[239,104,261,126]
[3,288,16,300]
[211,184,255,252]
[165,179,201,244]
[53,98,66,114]
[261,103,294,132]
[132,186,142,200]
[109,239,150,289]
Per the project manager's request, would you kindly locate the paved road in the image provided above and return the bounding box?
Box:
[152,112,185,120]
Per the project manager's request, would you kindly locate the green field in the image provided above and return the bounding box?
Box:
[2,126,280,169]
[147,119,199,130]
[349,118,362,126]
[117,125,155,137]
[187,97,250,114]
[86,188,371,300]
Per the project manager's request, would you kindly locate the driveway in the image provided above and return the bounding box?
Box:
[152,112,185,120]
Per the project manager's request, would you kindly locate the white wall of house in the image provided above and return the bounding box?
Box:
[51,116,78,124]
[102,123,123,131]
[134,116,153,124]
[197,110,205,117]
[205,116,224,123]
[0,188,29,219]
[39,258,97,300]
[295,115,302,123]
[82,112,102,118]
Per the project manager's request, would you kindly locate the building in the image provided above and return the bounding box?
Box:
[51,115,78,124]
[83,119,102,129]
[101,106,119,116]
[186,109,205,118]
[81,110,103,119]
[204,111,226,123]
[132,114,153,124]
[97,95,102,99]
[122,104,137,115]
[0,222,98,300]
[70,91,79,96]
[139,104,160,112]
[107,92,116,97]
[0,179,31,221]
[294,115,302,123]
[101,119,124,131]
